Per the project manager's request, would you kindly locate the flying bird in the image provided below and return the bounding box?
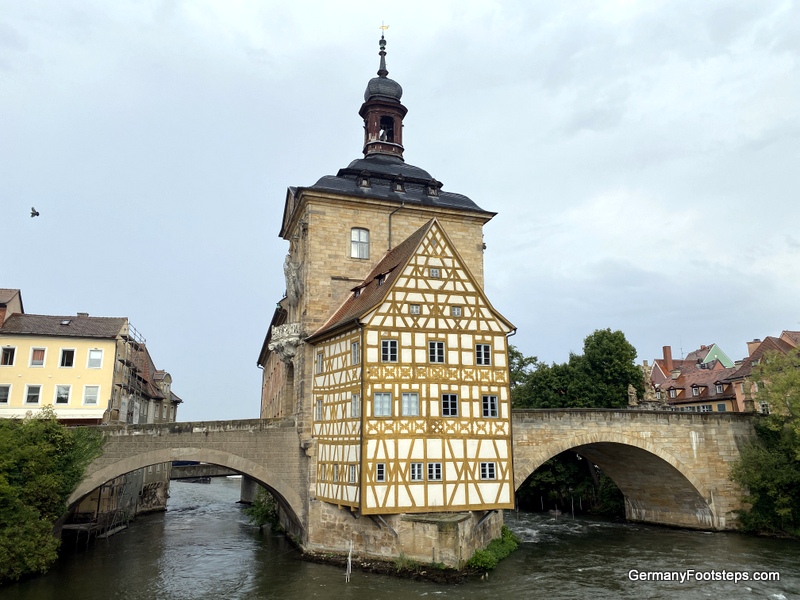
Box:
[30,207,39,218]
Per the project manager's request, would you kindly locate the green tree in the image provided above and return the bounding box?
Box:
[731,348,800,536]
[0,407,103,583]
[513,328,642,409]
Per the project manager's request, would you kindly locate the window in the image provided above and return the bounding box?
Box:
[476,344,491,366]
[333,465,339,483]
[480,462,496,480]
[401,393,419,416]
[349,464,357,484]
[315,399,323,421]
[429,268,440,278]
[442,394,458,417]
[376,463,386,482]
[26,385,41,404]
[717,403,727,412]
[381,339,398,362]
[60,349,75,368]
[429,341,445,364]
[351,228,370,259]
[30,348,45,367]
[759,401,770,415]
[374,392,392,416]
[351,394,361,418]
[715,383,723,394]
[87,349,103,369]
[55,385,71,404]
[427,462,442,481]
[656,390,662,400]
[410,463,424,481]
[1,347,15,366]
[692,387,700,397]
[83,385,100,405]
[0,385,9,403]
[316,352,323,374]
[482,395,498,418]
[409,304,421,315]
[668,389,676,399]
[377,274,386,286]
[450,306,462,317]
[351,341,360,365]
[700,404,712,412]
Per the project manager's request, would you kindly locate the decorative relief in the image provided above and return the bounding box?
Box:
[268,322,302,363]
[283,254,303,308]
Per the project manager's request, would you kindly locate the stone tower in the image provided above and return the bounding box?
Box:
[258,36,512,567]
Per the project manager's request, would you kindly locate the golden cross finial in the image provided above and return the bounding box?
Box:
[380,22,389,35]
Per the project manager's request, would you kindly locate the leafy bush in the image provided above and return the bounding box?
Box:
[466,525,519,570]
[244,488,281,531]
[0,407,104,583]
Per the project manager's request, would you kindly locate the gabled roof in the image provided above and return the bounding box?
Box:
[307,218,514,343]
[781,330,800,347]
[307,220,432,342]
[0,313,127,339]
[0,289,21,305]
[726,336,797,382]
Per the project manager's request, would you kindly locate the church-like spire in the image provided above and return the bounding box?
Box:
[360,33,407,160]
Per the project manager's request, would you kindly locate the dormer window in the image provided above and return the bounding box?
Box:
[392,175,405,193]
[669,388,677,399]
[358,171,371,188]
[426,179,440,197]
[692,386,700,397]
[353,288,362,298]
[715,383,723,394]
[377,274,386,286]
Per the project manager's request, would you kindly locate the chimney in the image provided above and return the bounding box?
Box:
[747,339,761,356]
[663,346,673,372]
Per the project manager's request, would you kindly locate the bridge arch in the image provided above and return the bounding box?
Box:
[513,431,718,529]
[69,447,305,531]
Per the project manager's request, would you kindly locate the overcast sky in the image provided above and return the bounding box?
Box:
[3,1,799,421]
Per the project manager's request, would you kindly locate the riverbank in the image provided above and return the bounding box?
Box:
[301,550,472,584]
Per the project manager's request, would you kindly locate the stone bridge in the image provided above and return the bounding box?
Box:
[69,410,756,539]
[512,409,756,529]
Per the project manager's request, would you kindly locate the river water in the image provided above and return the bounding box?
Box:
[4,478,799,599]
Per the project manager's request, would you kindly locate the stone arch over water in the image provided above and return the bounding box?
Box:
[513,432,717,529]
[69,447,305,534]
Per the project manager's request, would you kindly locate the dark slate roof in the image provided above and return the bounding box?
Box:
[0,313,126,339]
[307,154,493,215]
[307,219,434,343]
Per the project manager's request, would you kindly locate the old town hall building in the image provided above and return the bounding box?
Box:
[258,36,515,565]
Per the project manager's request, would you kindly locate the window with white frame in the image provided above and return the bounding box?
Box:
[349,464,357,484]
[427,462,442,481]
[26,385,41,404]
[656,390,663,400]
[60,349,75,368]
[1,347,15,366]
[401,392,419,416]
[351,341,360,365]
[409,304,421,315]
[376,463,386,482]
[669,389,676,399]
[0,385,10,403]
[480,462,497,480]
[482,395,498,418]
[55,385,71,404]
[351,394,361,418]
[30,348,45,367]
[381,339,398,362]
[83,385,100,405]
[700,404,712,412]
[476,344,491,366]
[429,268,440,278]
[692,387,700,397]
[715,383,723,394]
[87,349,103,369]
[333,465,339,483]
[442,393,458,417]
[315,399,323,421]
[373,392,392,416]
[351,228,370,259]
[450,306,462,317]
[429,341,445,364]
[316,352,323,374]
[410,462,423,481]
